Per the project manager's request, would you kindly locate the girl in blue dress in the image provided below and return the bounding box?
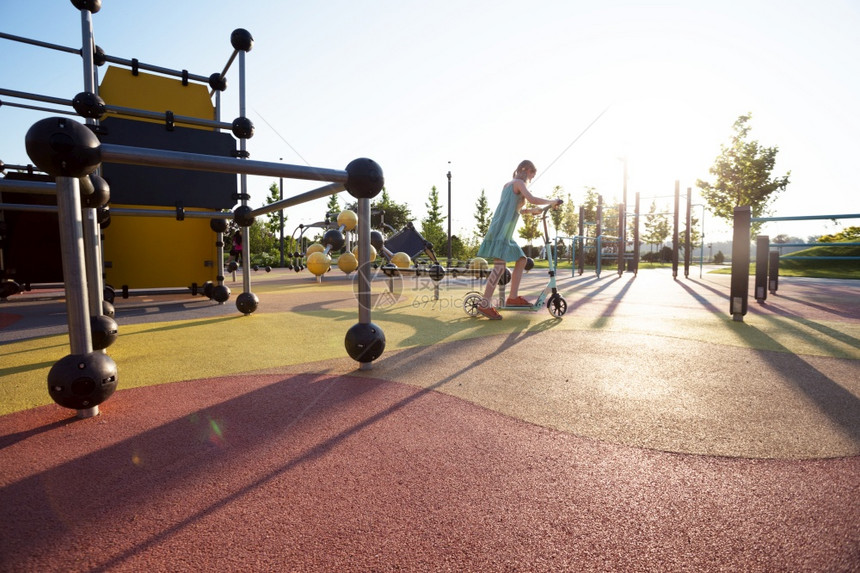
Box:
[475,160,562,319]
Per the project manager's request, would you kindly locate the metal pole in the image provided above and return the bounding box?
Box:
[238,50,251,293]
[684,187,692,278]
[672,181,680,279]
[279,158,284,268]
[55,176,96,417]
[633,191,640,275]
[447,164,452,268]
[730,206,751,322]
[357,198,372,371]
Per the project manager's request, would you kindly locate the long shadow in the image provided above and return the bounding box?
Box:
[566,275,622,313]
[0,323,548,570]
[766,293,860,320]
[0,416,77,450]
[0,370,380,570]
[590,275,636,329]
[675,280,860,445]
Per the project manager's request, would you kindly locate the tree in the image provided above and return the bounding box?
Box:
[560,193,577,237]
[549,185,564,231]
[581,187,599,238]
[262,182,286,239]
[696,113,791,234]
[819,226,860,242]
[474,189,492,238]
[421,185,447,254]
[643,200,671,258]
[518,210,541,249]
[345,188,412,233]
[325,194,340,220]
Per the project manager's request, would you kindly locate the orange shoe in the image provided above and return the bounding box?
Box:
[477,305,502,320]
[505,296,532,307]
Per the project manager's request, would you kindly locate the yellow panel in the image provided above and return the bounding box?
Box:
[98,69,220,288]
[99,66,214,126]
[102,206,220,289]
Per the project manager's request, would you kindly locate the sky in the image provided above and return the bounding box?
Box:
[2,0,859,244]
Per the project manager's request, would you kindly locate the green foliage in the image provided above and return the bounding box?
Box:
[581,187,599,237]
[518,210,541,245]
[643,200,670,248]
[325,194,340,220]
[262,182,287,240]
[549,185,564,231]
[713,250,725,264]
[696,113,791,234]
[819,226,860,243]
[474,189,492,237]
[421,185,447,254]
[560,193,578,237]
[345,188,412,233]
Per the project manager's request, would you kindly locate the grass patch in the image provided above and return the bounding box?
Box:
[709,243,860,279]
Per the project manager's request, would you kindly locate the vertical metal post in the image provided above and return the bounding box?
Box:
[730,206,751,321]
[56,176,97,417]
[632,191,640,275]
[357,197,372,370]
[768,250,779,295]
[238,50,251,293]
[577,205,584,276]
[754,235,769,303]
[617,203,625,275]
[596,196,603,278]
[446,165,452,268]
[80,7,105,322]
[672,181,680,279]
[279,165,284,268]
[684,187,692,278]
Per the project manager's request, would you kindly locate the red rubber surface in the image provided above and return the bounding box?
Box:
[1,372,857,572]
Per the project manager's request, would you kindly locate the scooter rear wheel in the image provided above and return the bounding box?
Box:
[547,293,567,317]
[463,292,483,317]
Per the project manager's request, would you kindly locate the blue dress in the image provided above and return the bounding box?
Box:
[477,182,526,262]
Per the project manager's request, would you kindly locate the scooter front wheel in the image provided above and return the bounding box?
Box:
[547,294,567,317]
[463,292,484,317]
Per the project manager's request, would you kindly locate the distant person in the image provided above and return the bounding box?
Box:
[231,232,243,265]
[475,160,562,320]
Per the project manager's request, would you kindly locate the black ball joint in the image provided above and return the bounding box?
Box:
[70,0,102,14]
[231,29,254,52]
[344,158,384,199]
[231,117,254,139]
[25,117,101,177]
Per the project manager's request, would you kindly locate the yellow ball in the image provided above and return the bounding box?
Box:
[391,251,412,269]
[306,251,331,276]
[337,252,358,273]
[469,257,488,271]
[337,209,358,231]
[306,242,325,255]
[351,244,377,262]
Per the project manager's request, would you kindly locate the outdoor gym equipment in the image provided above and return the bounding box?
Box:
[729,208,860,321]
[463,206,567,318]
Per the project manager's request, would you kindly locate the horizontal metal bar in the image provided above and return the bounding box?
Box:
[100,143,349,183]
[251,183,346,217]
[0,87,70,107]
[0,31,80,55]
[0,202,58,213]
[0,180,57,194]
[103,104,231,130]
[780,256,859,260]
[101,55,211,84]
[0,98,77,116]
[0,202,232,219]
[752,213,860,222]
[109,208,231,219]
[772,243,860,248]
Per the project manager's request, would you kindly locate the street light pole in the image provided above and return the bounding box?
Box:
[447,163,452,268]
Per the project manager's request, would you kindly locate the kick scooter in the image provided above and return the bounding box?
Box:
[463,205,567,318]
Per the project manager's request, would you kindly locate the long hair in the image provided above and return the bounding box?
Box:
[513,160,536,179]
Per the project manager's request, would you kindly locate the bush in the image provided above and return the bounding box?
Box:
[713,250,725,264]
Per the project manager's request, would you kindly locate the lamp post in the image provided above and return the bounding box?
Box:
[447,163,452,268]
